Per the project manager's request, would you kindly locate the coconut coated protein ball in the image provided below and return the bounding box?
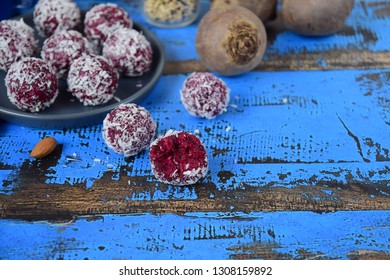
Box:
[67,54,119,106]
[5,57,58,112]
[84,3,132,46]
[0,19,38,71]
[41,30,93,78]
[180,72,230,119]
[149,130,209,186]
[33,0,81,37]
[102,27,153,77]
[102,103,156,156]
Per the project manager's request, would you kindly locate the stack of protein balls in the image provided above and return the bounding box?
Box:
[1,0,153,112]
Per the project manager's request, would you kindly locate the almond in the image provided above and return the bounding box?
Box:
[30,137,57,159]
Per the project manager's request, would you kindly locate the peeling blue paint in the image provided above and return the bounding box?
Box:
[1,69,389,196]
[0,211,389,260]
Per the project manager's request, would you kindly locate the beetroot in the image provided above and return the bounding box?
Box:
[67,54,118,106]
[196,5,267,76]
[281,0,355,36]
[181,72,230,119]
[211,0,277,22]
[5,57,58,112]
[103,103,156,156]
[149,130,209,186]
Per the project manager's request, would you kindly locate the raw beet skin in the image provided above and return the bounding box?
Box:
[281,0,355,36]
[211,0,277,22]
[149,130,209,186]
[196,5,267,76]
[181,72,230,119]
[5,57,58,112]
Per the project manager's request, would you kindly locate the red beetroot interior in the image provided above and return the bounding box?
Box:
[150,132,207,181]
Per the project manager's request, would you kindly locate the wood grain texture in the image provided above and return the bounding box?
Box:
[1,70,389,220]
[1,212,389,260]
[163,51,390,74]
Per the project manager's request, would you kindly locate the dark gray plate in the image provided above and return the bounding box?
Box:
[0,13,165,129]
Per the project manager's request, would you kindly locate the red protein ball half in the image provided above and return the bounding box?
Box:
[41,30,93,78]
[102,103,156,156]
[0,19,38,71]
[149,130,209,186]
[180,72,230,119]
[84,3,132,46]
[67,54,118,106]
[102,27,153,77]
[33,0,81,37]
[5,57,59,112]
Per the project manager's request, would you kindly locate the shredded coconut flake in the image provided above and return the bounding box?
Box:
[0,20,38,71]
[33,0,81,37]
[102,27,153,77]
[84,3,132,46]
[67,54,118,106]
[102,103,156,156]
[180,72,230,119]
[5,57,58,112]
[41,30,93,78]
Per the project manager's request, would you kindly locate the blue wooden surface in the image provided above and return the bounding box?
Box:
[0,70,389,194]
[1,211,389,260]
[0,0,390,260]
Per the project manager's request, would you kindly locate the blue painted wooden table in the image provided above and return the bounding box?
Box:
[0,0,389,260]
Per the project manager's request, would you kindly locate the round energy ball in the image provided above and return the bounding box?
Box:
[41,30,93,78]
[5,57,59,112]
[102,103,156,156]
[33,0,81,37]
[84,3,132,46]
[149,130,209,186]
[0,19,38,71]
[102,27,153,77]
[67,54,119,106]
[1,18,39,53]
[181,72,230,119]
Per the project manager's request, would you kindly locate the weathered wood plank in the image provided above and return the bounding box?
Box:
[163,50,390,74]
[0,211,389,260]
[1,69,388,219]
